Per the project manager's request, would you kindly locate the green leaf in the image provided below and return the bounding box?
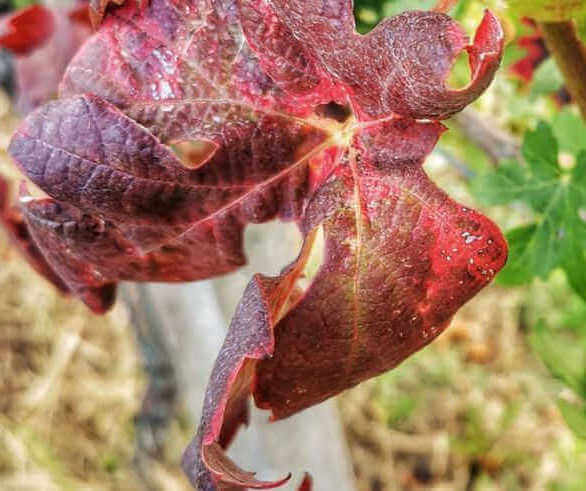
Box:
[12,0,37,9]
[561,185,586,301]
[500,206,564,282]
[577,16,586,44]
[353,0,436,32]
[530,58,564,102]
[502,43,528,71]
[530,321,586,397]
[572,151,586,199]
[562,152,586,301]
[558,399,586,440]
[562,236,586,302]
[522,122,560,180]
[497,225,538,285]
[452,0,473,21]
[553,110,586,155]
[471,161,530,205]
[382,0,435,17]
[472,160,557,212]
[506,0,586,22]
[472,123,586,298]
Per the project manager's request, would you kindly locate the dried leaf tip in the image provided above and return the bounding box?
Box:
[202,442,292,489]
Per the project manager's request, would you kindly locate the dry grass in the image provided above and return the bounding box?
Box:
[0,99,140,489]
[0,256,142,489]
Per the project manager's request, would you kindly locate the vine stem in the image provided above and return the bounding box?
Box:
[540,21,586,120]
[433,0,459,13]
[453,108,520,165]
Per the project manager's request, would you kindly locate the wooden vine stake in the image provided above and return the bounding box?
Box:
[540,21,586,120]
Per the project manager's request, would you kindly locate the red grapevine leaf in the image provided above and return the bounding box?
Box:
[6,0,502,312]
[238,0,335,99]
[203,442,292,489]
[508,19,571,107]
[297,474,312,491]
[59,0,334,131]
[11,94,245,231]
[8,91,327,308]
[11,5,91,114]
[16,189,244,313]
[0,178,71,296]
[510,19,549,83]
[252,1,504,119]
[0,5,54,56]
[254,121,507,417]
[4,0,507,488]
[183,235,318,489]
[183,118,507,488]
[9,0,336,311]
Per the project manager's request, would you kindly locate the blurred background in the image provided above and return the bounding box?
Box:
[1,0,586,489]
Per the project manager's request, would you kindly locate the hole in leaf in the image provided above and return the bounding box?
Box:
[354,0,437,33]
[172,140,217,170]
[315,102,352,123]
[277,225,325,316]
[446,49,471,90]
[213,222,303,319]
[296,225,325,293]
[354,6,381,33]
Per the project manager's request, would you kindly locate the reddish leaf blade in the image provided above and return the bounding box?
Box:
[10,95,222,230]
[0,5,54,56]
[239,0,334,99]
[183,235,317,489]
[0,178,71,296]
[8,90,326,309]
[256,3,504,119]
[184,118,507,488]
[510,19,549,83]
[297,474,312,491]
[17,192,246,312]
[12,5,91,114]
[60,0,334,136]
[203,442,291,489]
[4,1,508,488]
[9,93,327,248]
[255,126,507,418]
